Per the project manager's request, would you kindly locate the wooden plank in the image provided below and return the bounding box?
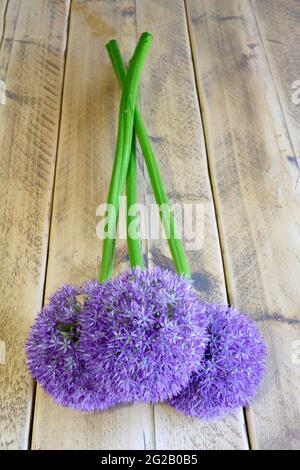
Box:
[0,0,70,450]
[137,0,248,450]
[252,0,300,167]
[32,0,247,450]
[31,0,155,451]
[186,0,300,449]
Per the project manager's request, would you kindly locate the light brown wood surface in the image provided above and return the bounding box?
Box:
[1,0,300,450]
[0,0,70,449]
[186,0,300,449]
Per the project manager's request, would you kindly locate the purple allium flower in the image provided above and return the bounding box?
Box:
[26,283,117,411]
[79,267,208,403]
[168,304,266,419]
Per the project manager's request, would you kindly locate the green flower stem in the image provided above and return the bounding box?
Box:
[126,133,144,269]
[99,33,152,283]
[106,40,190,278]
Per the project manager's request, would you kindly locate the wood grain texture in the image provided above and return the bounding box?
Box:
[31,0,154,451]
[31,0,248,450]
[186,0,300,449]
[0,0,70,450]
[252,0,300,169]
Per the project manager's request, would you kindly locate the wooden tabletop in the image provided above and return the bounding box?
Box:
[0,0,300,450]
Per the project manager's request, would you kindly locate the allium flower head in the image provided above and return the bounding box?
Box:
[169,303,266,419]
[80,267,208,403]
[26,283,117,411]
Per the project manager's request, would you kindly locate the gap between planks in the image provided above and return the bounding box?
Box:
[30,0,248,450]
[249,0,299,175]
[185,0,300,450]
[0,0,9,51]
[183,0,251,450]
[27,0,72,450]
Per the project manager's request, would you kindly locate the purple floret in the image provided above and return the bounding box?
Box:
[26,283,117,411]
[168,303,266,419]
[79,267,208,403]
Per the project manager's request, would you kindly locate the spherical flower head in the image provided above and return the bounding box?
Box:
[26,282,117,411]
[169,303,266,419]
[80,267,208,403]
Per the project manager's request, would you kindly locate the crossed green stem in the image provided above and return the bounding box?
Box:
[106,40,190,279]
